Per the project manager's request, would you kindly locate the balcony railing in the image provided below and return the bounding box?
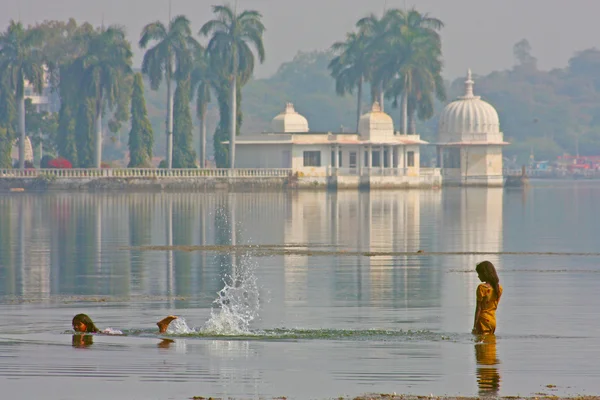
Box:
[0,168,293,179]
[328,167,440,177]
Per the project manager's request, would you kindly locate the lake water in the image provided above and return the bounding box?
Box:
[1,181,600,399]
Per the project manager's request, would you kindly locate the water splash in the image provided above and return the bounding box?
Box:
[165,317,194,334]
[200,253,260,335]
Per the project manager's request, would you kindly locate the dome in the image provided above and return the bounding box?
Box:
[358,102,394,139]
[271,103,309,133]
[438,69,501,143]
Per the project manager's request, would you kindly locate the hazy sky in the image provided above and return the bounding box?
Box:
[1,0,598,80]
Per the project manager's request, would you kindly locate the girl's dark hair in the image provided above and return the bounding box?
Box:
[476,261,501,300]
[72,314,99,333]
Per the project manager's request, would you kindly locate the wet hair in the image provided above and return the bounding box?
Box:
[476,261,501,300]
[72,314,99,333]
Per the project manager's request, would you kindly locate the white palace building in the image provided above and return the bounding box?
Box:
[233,70,507,188]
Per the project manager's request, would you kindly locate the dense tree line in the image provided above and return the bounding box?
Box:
[7,7,592,169]
[0,4,266,169]
[240,42,600,164]
[329,8,445,133]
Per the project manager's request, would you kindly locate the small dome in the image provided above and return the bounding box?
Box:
[358,102,394,138]
[271,103,309,132]
[438,69,501,142]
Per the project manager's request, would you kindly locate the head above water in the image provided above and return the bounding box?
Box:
[476,261,501,299]
[72,314,99,333]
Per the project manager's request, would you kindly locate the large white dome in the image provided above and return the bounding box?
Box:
[271,103,309,133]
[438,70,501,143]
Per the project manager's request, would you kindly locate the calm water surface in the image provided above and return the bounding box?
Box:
[1,181,599,399]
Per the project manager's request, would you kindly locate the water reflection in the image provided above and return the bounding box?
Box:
[279,191,446,308]
[0,190,503,312]
[72,334,94,348]
[475,334,500,396]
[157,338,175,349]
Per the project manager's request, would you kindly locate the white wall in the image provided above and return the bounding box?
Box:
[235,144,293,168]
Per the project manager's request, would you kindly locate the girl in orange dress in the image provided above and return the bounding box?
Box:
[472,261,503,335]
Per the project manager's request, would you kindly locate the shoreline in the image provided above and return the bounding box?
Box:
[0,175,596,193]
[189,396,600,400]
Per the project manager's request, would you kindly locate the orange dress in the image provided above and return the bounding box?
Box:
[475,283,503,334]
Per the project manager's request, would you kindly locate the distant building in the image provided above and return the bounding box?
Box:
[232,102,440,189]
[436,69,508,186]
[24,68,60,113]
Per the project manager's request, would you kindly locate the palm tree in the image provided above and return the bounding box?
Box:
[328,31,370,131]
[72,26,133,168]
[356,11,400,110]
[200,4,265,169]
[140,15,197,169]
[191,45,213,168]
[378,9,445,134]
[0,21,45,169]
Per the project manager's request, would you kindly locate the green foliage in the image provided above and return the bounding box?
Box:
[75,98,96,167]
[449,46,600,162]
[128,73,154,167]
[243,51,357,133]
[57,102,78,165]
[140,15,199,167]
[0,21,45,168]
[0,80,16,168]
[200,5,266,168]
[172,76,197,168]
[25,99,59,156]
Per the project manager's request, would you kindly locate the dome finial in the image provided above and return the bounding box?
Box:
[371,101,381,112]
[464,68,475,98]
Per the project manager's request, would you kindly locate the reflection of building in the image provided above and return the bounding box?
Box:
[233,102,440,189]
[280,191,439,306]
[439,187,504,332]
[437,70,509,186]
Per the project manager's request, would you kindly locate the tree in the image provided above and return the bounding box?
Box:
[0,78,17,168]
[374,9,445,133]
[356,11,399,109]
[128,73,154,167]
[200,5,266,168]
[39,20,95,166]
[513,39,537,69]
[329,31,370,131]
[0,21,45,169]
[72,26,133,168]
[57,101,78,165]
[140,15,197,169]
[172,74,196,168]
[191,46,213,167]
[75,97,96,167]
[25,98,59,161]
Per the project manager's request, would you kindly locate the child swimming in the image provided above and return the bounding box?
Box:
[472,261,503,335]
[72,314,179,334]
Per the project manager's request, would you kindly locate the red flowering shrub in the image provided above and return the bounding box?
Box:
[47,157,73,169]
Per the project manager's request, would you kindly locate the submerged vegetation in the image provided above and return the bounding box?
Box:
[121,244,600,258]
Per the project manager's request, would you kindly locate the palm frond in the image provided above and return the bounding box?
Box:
[139,21,167,48]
